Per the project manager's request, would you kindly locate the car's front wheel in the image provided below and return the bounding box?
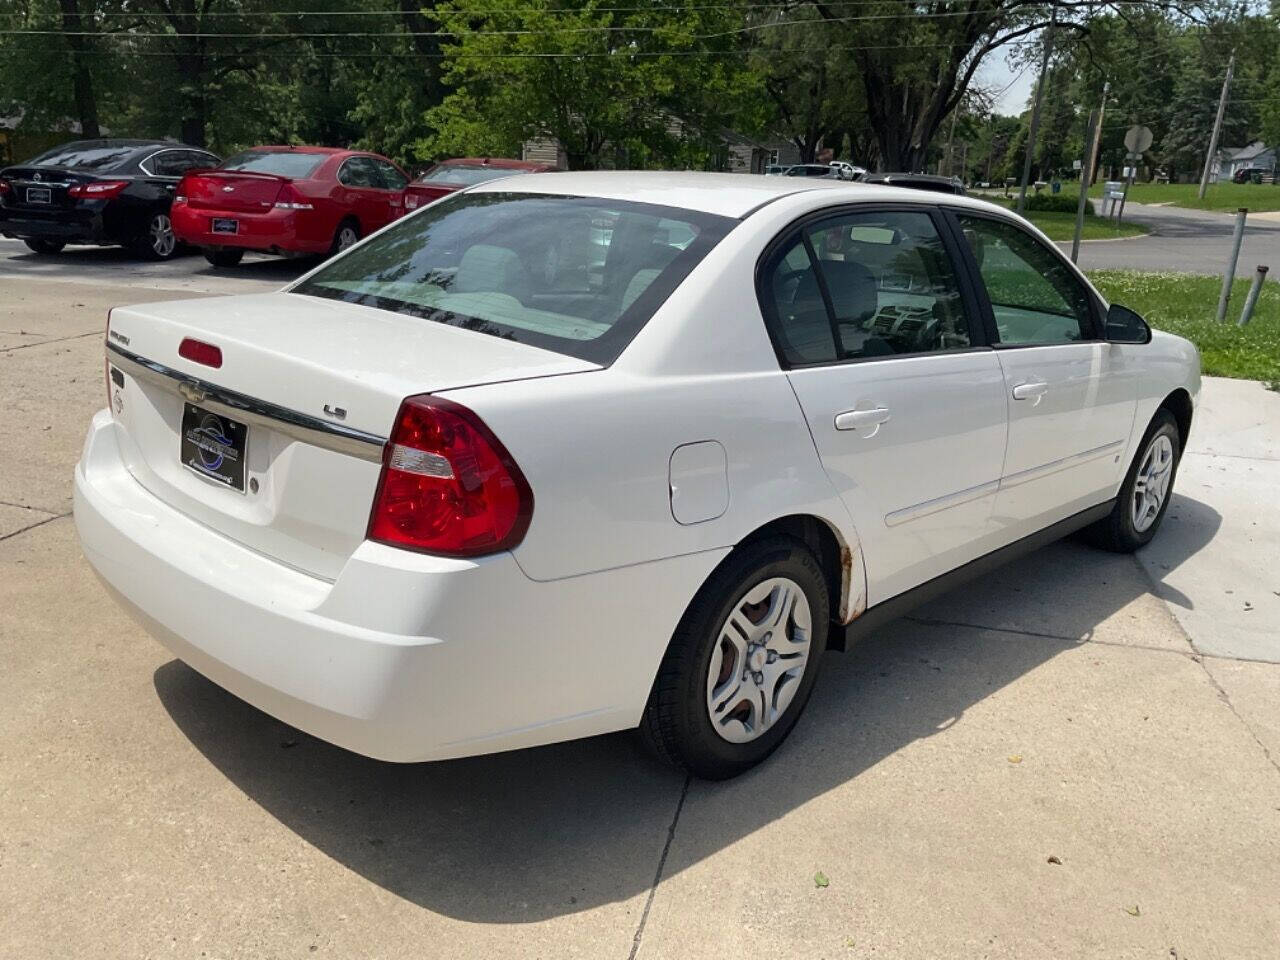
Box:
[203,247,245,268]
[23,239,65,255]
[1087,408,1181,552]
[641,536,829,779]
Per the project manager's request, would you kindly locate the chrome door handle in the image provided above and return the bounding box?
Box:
[835,406,891,432]
[1011,380,1048,402]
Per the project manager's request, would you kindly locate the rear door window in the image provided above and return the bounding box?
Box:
[291,192,734,363]
[761,209,974,365]
[338,157,380,188]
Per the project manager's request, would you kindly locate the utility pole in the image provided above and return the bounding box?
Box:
[1198,52,1235,200]
[945,106,960,177]
[1016,6,1057,214]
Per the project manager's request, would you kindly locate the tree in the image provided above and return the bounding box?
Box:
[807,0,1095,171]
[421,0,749,169]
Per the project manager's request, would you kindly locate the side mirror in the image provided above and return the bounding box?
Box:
[1104,303,1152,344]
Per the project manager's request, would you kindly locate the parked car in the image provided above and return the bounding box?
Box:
[0,138,219,259]
[828,161,868,181]
[171,146,410,267]
[863,172,967,195]
[784,163,840,178]
[76,172,1198,779]
[764,164,794,176]
[1231,166,1272,184]
[405,157,556,210]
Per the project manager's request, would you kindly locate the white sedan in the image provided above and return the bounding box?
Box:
[74,172,1199,779]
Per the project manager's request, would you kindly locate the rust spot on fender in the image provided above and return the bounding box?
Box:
[838,541,867,624]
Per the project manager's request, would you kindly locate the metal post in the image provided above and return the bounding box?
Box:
[1016,7,1057,215]
[1199,53,1234,201]
[1071,108,1100,263]
[1237,265,1269,327]
[1216,207,1248,322]
[1117,157,1136,225]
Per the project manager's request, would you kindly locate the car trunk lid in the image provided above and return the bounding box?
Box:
[105,292,598,579]
[181,170,289,214]
[2,166,99,213]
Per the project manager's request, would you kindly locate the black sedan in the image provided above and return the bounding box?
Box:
[0,139,219,259]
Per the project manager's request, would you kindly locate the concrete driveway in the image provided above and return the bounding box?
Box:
[2,268,1278,959]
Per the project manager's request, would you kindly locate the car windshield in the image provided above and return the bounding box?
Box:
[220,151,326,177]
[419,164,530,186]
[28,143,140,170]
[291,192,734,364]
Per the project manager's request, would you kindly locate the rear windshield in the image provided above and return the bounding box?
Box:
[28,143,140,170]
[220,151,326,178]
[291,192,734,364]
[419,164,530,186]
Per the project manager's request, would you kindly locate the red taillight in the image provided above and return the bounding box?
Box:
[0,179,11,197]
[273,183,313,210]
[69,180,129,199]
[178,337,223,368]
[368,395,533,557]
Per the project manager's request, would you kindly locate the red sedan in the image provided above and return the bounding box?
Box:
[171,146,410,267]
[404,157,556,211]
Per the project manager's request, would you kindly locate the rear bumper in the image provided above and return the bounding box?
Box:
[171,202,330,255]
[0,208,109,245]
[74,410,721,762]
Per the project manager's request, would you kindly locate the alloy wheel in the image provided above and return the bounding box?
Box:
[1131,433,1174,533]
[705,576,812,744]
[150,214,176,258]
[336,225,359,251]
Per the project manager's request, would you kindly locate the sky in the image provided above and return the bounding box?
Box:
[982,52,1036,117]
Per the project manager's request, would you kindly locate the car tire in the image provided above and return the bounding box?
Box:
[23,239,65,255]
[329,219,360,256]
[1085,408,1181,553]
[133,212,179,260]
[203,247,245,268]
[640,535,829,780]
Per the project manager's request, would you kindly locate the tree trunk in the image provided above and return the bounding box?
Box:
[57,0,100,139]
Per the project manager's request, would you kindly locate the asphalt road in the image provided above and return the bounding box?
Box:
[1064,202,1280,277]
[2,260,1279,958]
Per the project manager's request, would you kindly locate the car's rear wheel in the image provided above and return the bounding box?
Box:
[23,239,65,255]
[203,247,245,268]
[1086,408,1181,553]
[133,212,178,260]
[330,219,360,256]
[640,535,828,779]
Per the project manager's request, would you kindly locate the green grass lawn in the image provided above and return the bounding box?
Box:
[976,194,1149,240]
[1022,209,1147,241]
[1084,181,1280,213]
[1088,270,1280,385]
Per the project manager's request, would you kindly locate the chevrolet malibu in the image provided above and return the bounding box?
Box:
[74,172,1199,779]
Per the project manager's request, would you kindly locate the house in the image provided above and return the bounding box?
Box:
[1212,141,1277,182]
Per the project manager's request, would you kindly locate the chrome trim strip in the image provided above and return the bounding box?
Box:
[998,440,1124,490]
[106,342,388,463]
[884,479,1000,528]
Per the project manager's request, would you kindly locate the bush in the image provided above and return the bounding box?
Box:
[1024,192,1094,215]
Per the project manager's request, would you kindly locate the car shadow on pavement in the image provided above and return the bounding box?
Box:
[153,494,1220,924]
